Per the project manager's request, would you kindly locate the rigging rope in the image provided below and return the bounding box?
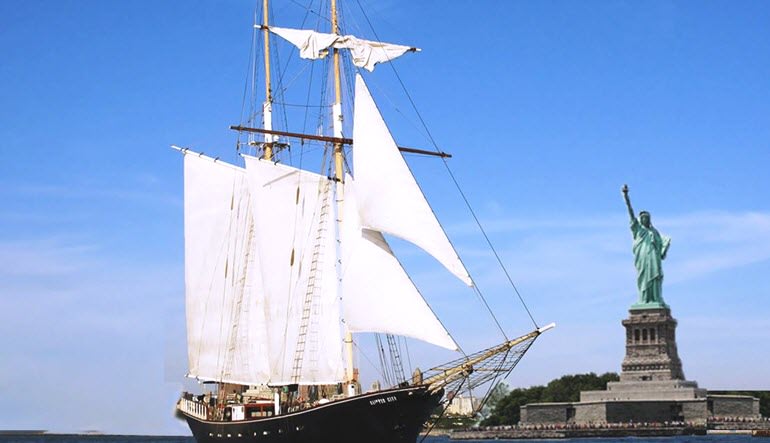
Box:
[237,5,260,155]
[418,376,467,443]
[288,0,330,24]
[401,335,413,379]
[373,334,393,387]
[352,0,539,331]
[353,340,391,387]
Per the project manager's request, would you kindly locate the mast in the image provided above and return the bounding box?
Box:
[331,0,356,390]
[262,0,274,160]
[261,4,274,407]
[331,0,344,175]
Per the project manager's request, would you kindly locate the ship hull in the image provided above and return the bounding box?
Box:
[183,385,443,443]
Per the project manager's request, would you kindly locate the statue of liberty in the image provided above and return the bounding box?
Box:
[622,185,671,308]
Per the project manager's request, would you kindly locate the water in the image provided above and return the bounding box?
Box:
[0,435,765,443]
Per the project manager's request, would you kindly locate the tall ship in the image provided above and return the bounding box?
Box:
[175,1,554,442]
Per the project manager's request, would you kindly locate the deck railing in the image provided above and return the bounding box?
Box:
[179,397,209,421]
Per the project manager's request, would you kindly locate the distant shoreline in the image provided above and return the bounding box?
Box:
[448,426,706,439]
[442,422,770,440]
[0,431,47,435]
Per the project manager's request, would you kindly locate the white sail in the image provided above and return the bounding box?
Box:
[269,27,339,60]
[340,177,458,350]
[352,74,473,286]
[270,26,418,72]
[183,152,271,385]
[242,155,345,385]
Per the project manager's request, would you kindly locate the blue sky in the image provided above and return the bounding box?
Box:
[1,0,769,435]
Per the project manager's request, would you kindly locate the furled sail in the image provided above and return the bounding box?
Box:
[351,74,473,286]
[270,26,418,72]
[340,177,458,351]
[183,152,271,385]
[242,155,345,385]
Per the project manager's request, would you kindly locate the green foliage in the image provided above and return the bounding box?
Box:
[487,382,511,407]
[480,372,619,426]
[480,385,545,426]
[478,382,510,421]
[710,390,770,417]
[540,372,620,403]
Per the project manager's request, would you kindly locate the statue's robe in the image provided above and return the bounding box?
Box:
[630,218,671,304]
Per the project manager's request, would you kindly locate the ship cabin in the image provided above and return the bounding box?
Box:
[179,392,277,422]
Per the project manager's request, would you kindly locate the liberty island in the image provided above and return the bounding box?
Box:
[506,186,763,431]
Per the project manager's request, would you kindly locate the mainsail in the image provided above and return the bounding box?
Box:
[183,153,271,385]
[269,26,418,72]
[242,156,345,385]
[183,151,346,386]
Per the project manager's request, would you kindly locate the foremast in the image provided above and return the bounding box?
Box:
[261,0,274,160]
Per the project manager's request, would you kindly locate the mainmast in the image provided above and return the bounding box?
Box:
[331,0,344,177]
[261,0,274,160]
[330,0,357,391]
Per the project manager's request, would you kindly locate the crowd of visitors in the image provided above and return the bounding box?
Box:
[710,415,769,423]
[466,415,769,432]
[472,421,697,432]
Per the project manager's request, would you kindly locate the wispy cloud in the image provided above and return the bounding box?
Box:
[2,179,181,207]
[0,237,100,277]
[0,234,184,434]
[448,210,770,293]
[0,210,90,224]
[662,211,770,282]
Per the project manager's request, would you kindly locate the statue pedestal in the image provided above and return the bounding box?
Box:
[620,307,684,382]
[581,379,706,402]
[630,301,669,310]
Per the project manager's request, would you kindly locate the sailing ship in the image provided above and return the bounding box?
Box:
[175,2,554,442]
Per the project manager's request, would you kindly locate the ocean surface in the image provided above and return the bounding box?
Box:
[0,435,766,443]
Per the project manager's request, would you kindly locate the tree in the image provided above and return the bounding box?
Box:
[541,372,619,403]
[478,382,510,423]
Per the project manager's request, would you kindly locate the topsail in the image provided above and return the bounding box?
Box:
[269,26,418,72]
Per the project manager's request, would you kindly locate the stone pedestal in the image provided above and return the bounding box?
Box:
[621,308,685,382]
[581,380,706,402]
[576,306,708,424]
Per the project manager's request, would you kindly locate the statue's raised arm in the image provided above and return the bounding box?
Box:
[622,184,635,222]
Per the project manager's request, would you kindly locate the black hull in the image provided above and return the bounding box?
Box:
[183,386,443,443]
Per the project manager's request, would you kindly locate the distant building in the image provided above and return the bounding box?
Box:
[446,395,479,416]
[520,307,760,424]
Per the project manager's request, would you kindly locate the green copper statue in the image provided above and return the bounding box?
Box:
[622,185,671,309]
